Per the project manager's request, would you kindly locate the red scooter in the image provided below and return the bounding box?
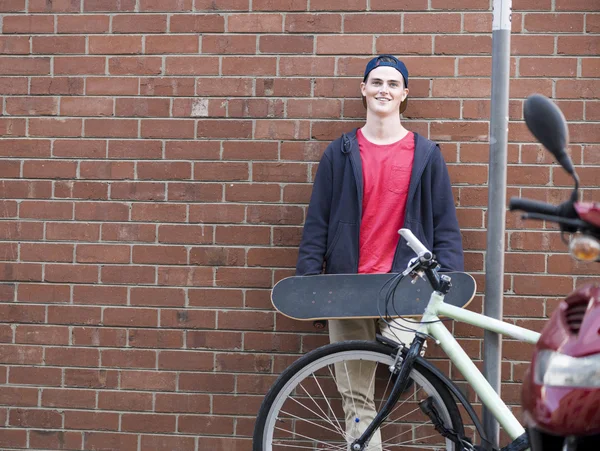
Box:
[510,94,600,450]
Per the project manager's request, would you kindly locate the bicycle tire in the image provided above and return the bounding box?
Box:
[253,340,464,451]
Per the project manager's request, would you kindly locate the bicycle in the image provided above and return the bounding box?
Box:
[253,227,538,451]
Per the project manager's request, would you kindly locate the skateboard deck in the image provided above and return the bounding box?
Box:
[272,272,476,321]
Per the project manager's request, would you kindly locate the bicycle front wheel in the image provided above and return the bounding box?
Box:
[253,340,464,451]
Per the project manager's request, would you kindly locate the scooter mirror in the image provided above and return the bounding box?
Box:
[524,94,574,176]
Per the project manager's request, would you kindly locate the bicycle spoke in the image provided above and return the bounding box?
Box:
[273,426,348,450]
[300,375,346,437]
[281,402,350,440]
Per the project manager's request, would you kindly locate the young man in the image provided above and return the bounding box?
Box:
[295,55,464,449]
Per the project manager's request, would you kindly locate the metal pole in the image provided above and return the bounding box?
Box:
[483,0,512,447]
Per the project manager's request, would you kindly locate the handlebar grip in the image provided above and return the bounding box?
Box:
[399,228,432,259]
[509,197,560,216]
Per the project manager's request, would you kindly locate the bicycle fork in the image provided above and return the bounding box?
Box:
[349,335,426,451]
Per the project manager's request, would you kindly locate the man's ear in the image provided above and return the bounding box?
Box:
[360,81,366,97]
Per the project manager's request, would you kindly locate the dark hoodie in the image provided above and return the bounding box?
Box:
[296,129,464,276]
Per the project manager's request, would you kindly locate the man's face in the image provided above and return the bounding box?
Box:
[360,66,408,116]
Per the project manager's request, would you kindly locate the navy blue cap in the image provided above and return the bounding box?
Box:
[363,55,409,88]
[362,55,409,114]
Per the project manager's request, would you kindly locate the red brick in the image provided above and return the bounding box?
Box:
[60,97,113,116]
[86,76,139,95]
[0,344,43,364]
[86,77,138,95]
[9,366,61,386]
[318,35,372,54]
[140,0,192,10]
[587,14,600,32]
[17,283,70,303]
[558,36,600,55]
[32,36,85,54]
[0,429,27,448]
[0,57,50,75]
[72,327,127,347]
[141,434,196,450]
[113,14,168,32]
[31,76,84,95]
[228,13,282,32]
[158,351,214,371]
[256,77,312,97]
[47,222,100,241]
[85,118,138,138]
[253,162,308,183]
[155,393,210,413]
[109,56,163,75]
[197,437,252,451]
[84,432,139,451]
[260,35,313,54]
[3,14,54,33]
[222,56,277,75]
[201,34,256,54]
[520,57,577,77]
[6,96,58,115]
[141,119,195,139]
[405,13,461,32]
[0,138,50,157]
[53,139,106,158]
[131,203,187,222]
[225,184,280,202]
[121,370,177,391]
[102,223,156,242]
[122,413,176,433]
[223,140,278,161]
[98,391,152,411]
[23,160,77,179]
[254,0,306,9]
[556,80,600,99]
[20,201,73,220]
[0,118,25,136]
[146,35,199,54]
[189,289,243,308]
[110,182,165,201]
[433,78,490,98]
[170,14,224,32]
[42,388,96,408]
[189,205,245,225]
[197,120,252,139]
[524,13,584,32]
[47,305,102,325]
[29,118,82,137]
[435,35,491,54]
[76,244,130,264]
[189,246,245,266]
[75,202,130,221]
[556,0,600,10]
[130,286,186,306]
[0,303,44,323]
[160,309,216,329]
[101,349,156,369]
[158,267,214,287]
[247,205,303,225]
[103,307,158,327]
[64,411,119,431]
[83,0,136,11]
[212,393,264,414]
[285,13,341,32]
[141,77,195,96]
[101,265,156,285]
[158,224,213,245]
[64,369,119,389]
[0,77,28,94]
[57,14,110,33]
[29,431,82,450]
[165,56,219,75]
[215,267,272,288]
[9,408,62,428]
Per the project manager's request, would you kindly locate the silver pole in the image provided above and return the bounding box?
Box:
[483,0,512,447]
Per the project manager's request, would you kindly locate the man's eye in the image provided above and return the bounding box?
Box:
[390,84,398,88]
[372,81,381,85]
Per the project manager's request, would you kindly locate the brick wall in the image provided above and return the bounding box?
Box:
[0,0,598,449]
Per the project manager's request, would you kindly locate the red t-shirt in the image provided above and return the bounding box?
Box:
[357,129,415,274]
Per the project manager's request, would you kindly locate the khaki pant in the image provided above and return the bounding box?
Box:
[329,318,425,451]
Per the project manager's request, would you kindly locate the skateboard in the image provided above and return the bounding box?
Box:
[271,272,476,321]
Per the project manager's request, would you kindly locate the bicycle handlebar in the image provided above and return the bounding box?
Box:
[399,228,433,261]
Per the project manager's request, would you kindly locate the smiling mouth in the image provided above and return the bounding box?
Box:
[375,97,391,102]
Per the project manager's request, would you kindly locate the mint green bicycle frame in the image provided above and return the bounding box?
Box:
[398,228,541,442]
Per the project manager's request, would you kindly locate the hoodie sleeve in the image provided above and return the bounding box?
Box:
[431,147,465,272]
[295,149,334,276]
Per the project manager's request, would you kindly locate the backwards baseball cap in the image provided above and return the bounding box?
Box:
[362,55,409,114]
